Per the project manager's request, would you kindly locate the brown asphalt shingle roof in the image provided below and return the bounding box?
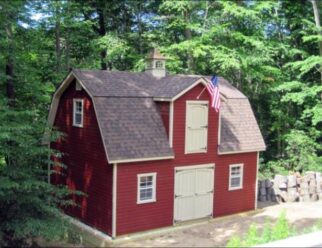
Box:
[219,99,266,153]
[94,97,174,162]
[72,69,265,162]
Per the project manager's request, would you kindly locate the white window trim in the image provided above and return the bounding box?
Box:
[73,99,84,128]
[229,163,244,191]
[137,172,157,204]
[185,100,209,154]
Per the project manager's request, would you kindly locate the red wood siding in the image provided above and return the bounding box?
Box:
[51,80,113,236]
[156,102,170,137]
[116,83,257,235]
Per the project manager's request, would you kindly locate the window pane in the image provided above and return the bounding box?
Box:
[76,102,82,112]
[140,188,153,201]
[231,167,240,176]
[231,177,240,187]
[75,113,82,124]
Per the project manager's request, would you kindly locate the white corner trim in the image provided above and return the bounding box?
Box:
[228,163,244,191]
[137,172,157,204]
[110,155,174,164]
[169,101,174,148]
[218,149,264,155]
[255,152,259,209]
[218,109,221,145]
[112,163,117,238]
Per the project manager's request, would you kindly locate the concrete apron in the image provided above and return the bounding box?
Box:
[65,209,261,247]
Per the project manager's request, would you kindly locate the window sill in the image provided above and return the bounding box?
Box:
[184,150,207,155]
[228,186,243,191]
[137,199,156,205]
[72,123,83,128]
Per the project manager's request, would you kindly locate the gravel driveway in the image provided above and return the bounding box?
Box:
[114,201,322,247]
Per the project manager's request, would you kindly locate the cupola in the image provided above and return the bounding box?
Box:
[145,48,166,78]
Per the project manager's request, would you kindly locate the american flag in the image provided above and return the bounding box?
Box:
[206,75,220,112]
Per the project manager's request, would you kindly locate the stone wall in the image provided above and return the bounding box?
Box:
[258,172,322,203]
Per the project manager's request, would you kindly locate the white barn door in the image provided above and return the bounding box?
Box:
[174,165,214,223]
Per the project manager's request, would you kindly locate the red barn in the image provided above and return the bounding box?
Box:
[48,50,265,238]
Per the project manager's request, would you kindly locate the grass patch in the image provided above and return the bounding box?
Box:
[227,211,322,247]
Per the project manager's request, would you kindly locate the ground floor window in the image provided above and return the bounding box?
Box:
[229,164,243,190]
[137,173,156,204]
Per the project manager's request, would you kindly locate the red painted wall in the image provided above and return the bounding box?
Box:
[116,83,258,235]
[51,80,113,236]
[156,102,170,137]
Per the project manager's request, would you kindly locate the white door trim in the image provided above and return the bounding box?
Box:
[173,163,215,224]
[175,163,215,171]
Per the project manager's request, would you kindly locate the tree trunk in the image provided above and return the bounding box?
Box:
[65,1,70,70]
[98,8,107,70]
[184,10,194,72]
[5,23,14,106]
[55,4,61,73]
[311,0,322,85]
[203,1,209,29]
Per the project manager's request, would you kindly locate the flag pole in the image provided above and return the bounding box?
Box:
[196,86,207,99]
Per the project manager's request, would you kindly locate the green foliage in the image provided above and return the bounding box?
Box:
[270,211,290,241]
[226,236,241,248]
[226,212,299,247]
[0,105,78,246]
[1,0,322,245]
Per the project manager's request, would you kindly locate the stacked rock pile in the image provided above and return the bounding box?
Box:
[258,172,322,203]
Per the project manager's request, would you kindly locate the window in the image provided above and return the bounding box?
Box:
[229,164,244,190]
[185,101,208,154]
[155,60,163,69]
[137,173,156,204]
[73,99,83,127]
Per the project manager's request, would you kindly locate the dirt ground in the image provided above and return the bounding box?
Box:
[114,201,322,247]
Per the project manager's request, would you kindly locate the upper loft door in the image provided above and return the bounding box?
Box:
[185,101,209,154]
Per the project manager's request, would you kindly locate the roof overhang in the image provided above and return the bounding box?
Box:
[217,148,266,155]
[153,77,227,102]
[47,71,92,127]
[110,155,174,164]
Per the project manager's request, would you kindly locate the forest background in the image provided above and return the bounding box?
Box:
[0,0,321,246]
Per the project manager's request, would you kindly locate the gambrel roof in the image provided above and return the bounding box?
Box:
[48,69,265,163]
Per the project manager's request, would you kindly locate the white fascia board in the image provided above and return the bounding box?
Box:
[218,149,264,155]
[110,155,174,164]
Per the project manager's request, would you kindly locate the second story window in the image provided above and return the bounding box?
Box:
[73,99,84,127]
